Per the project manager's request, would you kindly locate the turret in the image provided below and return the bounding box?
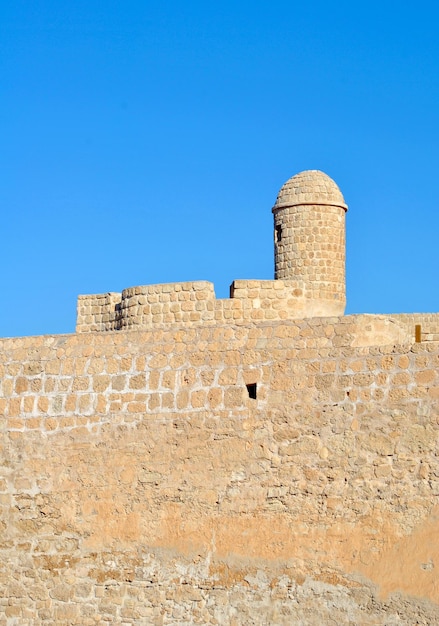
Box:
[272,170,348,317]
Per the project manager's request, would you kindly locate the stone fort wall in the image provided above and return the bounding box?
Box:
[3,168,439,624]
[75,168,351,333]
[75,279,321,333]
[75,279,439,341]
[2,313,439,624]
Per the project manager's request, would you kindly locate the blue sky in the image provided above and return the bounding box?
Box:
[1,1,438,337]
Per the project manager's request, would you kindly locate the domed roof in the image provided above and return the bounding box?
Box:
[272,170,347,211]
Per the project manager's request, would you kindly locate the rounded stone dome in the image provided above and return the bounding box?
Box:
[272,170,347,211]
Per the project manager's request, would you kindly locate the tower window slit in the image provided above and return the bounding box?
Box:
[246,383,257,399]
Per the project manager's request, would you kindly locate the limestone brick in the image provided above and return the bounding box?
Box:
[2,313,439,622]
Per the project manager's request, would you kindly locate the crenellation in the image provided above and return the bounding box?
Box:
[77,277,343,333]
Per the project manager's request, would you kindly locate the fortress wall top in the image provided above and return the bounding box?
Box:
[77,272,439,340]
[76,281,216,333]
[76,169,351,333]
[76,279,316,332]
[76,292,121,332]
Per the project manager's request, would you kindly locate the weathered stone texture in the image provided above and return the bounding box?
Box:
[3,169,439,623]
[76,170,350,333]
[1,314,439,624]
[76,279,340,333]
[272,171,347,317]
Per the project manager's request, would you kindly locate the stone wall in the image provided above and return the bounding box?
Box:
[76,280,314,333]
[1,314,439,624]
[76,280,438,335]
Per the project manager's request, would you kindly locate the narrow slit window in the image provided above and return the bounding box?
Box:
[275,225,282,243]
[246,383,257,399]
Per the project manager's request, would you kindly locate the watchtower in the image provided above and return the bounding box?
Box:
[272,170,348,317]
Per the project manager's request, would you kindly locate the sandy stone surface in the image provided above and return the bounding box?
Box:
[1,314,439,624]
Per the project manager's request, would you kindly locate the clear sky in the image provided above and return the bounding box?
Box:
[2,1,438,337]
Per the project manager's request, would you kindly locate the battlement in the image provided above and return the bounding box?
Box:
[76,169,351,334]
[75,279,326,332]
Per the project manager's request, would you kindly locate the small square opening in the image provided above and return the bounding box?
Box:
[246,383,257,400]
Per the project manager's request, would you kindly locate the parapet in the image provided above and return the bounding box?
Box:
[76,280,439,344]
[76,279,321,333]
